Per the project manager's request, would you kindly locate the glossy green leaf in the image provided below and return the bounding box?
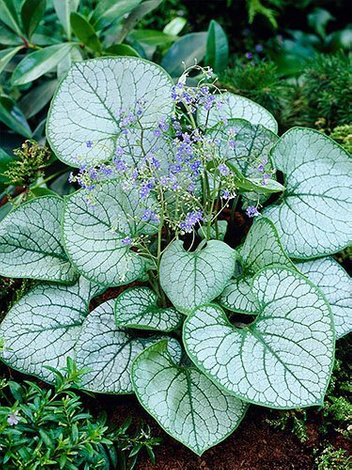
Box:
[53,0,80,40]
[76,300,182,394]
[63,179,158,286]
[160,240,236,314]
[0,46,23,74]
[46,57,174,167]
[0,196,77,283]
[21,0,46,38]
[91,0,142,31]
[0,94,32,137]
[113,0,162,44]
[296,257,352,339]
[197,91,278,133]
[263,128,352,258]
[219,218,294,314]
[0,0,22,36]
[70,12,101,53]
[0,277,100,382]
[19,79,58,119]
[105,44,140,57]
[206,20,229,73]
[163,17,186,36]
[184,267,335,409]
[115,287,184,331]
[161,32,208,77]
[129,29,176,46]
[132,340,248,455]
[12,43,74,86]
[0,147,13,183]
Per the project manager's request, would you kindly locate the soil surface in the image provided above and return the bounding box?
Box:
[90,393,350,470]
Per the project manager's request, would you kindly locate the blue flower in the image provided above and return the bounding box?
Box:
[121,236,132,245]
[245,206,260,217]
[86,140,93,148]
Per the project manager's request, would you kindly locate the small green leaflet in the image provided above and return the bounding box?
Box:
[115,287,183,332]
[263,128,352,258]
[0,196,77,283]
[184,267,335,409]
[197,91,278,133]
[63,179,158,286]
[0,277,99,382]
[132,340,248,455]
[76,300,182,394]
[46,57,174,167]
[160,240,236,314]
[296,257,352,339]
[219,218,294,314]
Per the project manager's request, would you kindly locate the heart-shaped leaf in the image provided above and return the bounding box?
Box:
[197,91,278,133]
[46,57,174,167]
[263,128,352,258]
[0,196,77,283]
[219,218,294,314]
[115,287,183,331]
[209,119,277,174]
[132,340,248,455]
[296,257,352,339]
[184,267,335,409]
[63,179,158,286]
[0,277,100,382]
[160,240,236,314]
[75,300,182,394]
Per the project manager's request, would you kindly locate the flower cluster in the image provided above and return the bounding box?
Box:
[68,66,275,242]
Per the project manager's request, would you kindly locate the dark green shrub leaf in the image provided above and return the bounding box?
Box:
[205,20,229,73]
[12,43,74,86]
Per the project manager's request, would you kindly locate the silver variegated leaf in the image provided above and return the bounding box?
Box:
[115,287,184,331]
[160,240,236,314]
[219,218,294,314]
[76,300,182,394]
[63,179,158,286]
[197,91,278,132]
[296,257,352,339]
[132,340,248,455]
[263,128,352,258]
[0,196,77,283]
[184,267,335,409]
[0,277,98,382]
[47,57,174,167]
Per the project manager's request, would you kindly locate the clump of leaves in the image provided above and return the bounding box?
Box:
[219,60,290,121]
[3,140,51,188]
[266,409,308,443]
[0,359,160,469]
[299,53,352,130]
[330,125,352,154]
[314,445,351,470]
[0,57,351,456]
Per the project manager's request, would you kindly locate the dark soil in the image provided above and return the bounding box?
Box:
[85,393,350,470]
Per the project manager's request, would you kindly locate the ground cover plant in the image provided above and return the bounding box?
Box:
[0,355,160,469]
[0,53,351,459]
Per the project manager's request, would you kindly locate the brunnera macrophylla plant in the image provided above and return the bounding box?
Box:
[0,57,351,456]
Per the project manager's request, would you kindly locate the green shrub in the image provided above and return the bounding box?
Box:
[0,359,160,469]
